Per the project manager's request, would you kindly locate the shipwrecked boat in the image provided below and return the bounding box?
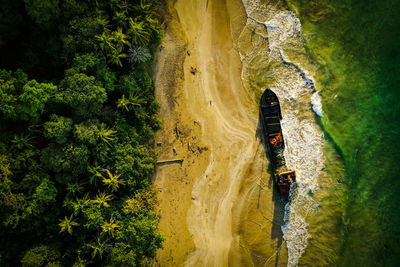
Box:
[260,89,296,194]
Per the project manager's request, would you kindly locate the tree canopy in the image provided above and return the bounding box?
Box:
[0,0,164,266]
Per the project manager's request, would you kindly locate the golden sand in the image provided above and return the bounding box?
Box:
[152,0,287,265]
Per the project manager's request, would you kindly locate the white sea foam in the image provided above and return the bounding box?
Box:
[239,4,326,267]
[311,92,324,117]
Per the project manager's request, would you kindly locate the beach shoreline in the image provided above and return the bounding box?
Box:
[152,0,287,265]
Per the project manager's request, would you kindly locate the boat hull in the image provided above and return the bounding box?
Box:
[260,89,296,194]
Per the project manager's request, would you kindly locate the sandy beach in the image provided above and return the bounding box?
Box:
[152,0,287,265]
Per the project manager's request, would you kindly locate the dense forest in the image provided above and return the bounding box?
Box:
[0,0,164,265]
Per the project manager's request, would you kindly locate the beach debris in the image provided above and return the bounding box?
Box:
[187,50,191,56]
[197,146,209,154]
[190,66,197,75]
[209,100,212,106]
[172,147,177,155]
[194,120,200,126]
[188,142,195,153]
[156,142,162,147]
[156,159,183,166]
[159,45,164,51]
[191,197,195,200]
[174,123,180,139]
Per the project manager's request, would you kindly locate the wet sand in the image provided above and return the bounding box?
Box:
[153,0,288,265]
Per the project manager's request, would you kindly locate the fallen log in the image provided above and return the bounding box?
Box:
[156,159,184,166]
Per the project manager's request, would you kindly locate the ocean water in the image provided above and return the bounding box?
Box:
[237,1,344,266]
[285,0,400,265]
[237,0,400,266]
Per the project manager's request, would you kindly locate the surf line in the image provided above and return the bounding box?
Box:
[240,4,325,266]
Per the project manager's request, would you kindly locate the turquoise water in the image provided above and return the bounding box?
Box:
[287,0,400,265]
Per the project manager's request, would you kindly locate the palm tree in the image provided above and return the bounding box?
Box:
[101,217,120,237]
[59,214,79,235]
[109,0,128,11]
[107,46,127,67]
[116,94,146,112]
[95,31,114,52]
[128,18,149,46]
[96,17,109,31]
[74,255,87,267]
[101,169,125,192]
[66,182,85,196]
[116,94,131,111]
[87,236,111,259]
[123,197,142,215]
[112,27,130,48]
[144,13,159,32]
[112,10,128,26]
[89,165,104,185]
[91,192,112,208]
[128,46,152,64]
[12,134,34,149]
[129,94,146,107]
[69,194,91,215]
[98,124,117,146]
[134,0,158,31]
[134,0,153,15]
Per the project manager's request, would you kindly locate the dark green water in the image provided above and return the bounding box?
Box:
[287,0,400,265]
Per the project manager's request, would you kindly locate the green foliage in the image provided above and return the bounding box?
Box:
[57,73,107,118]
[87,236,111,259]
[66,193,91,216]
[128,46,152,64]
[114,212,164,263]
[62,16,109,63]
[91,192,112,208]
[0,69,27,119]
[128,18,150,46]
[0,69,56,122]
[24,0,60,28]
[98,123,117,146]
[82,206,104,230]
[117,75,140,95]
[17,80,56,122]
[112,27,131,48]
[21,245,61,267]
[107,46,127,67]
[44,115,73,144]
[58,214,79,235]
[101,217,120,237]
[113,143,156,189]
[101,169,125,192]
[66,53,104,77]
[41,144,89,177]
[23,176,57,218]
[74,120,100,145]
[117,94,146,112]
[124,189,157,215]
[66,182,85,197]
[0,0,163,265]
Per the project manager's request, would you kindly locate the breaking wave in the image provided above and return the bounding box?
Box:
[311,92,323,117]
[238,3,326,266]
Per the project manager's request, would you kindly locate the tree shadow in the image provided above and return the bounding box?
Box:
[256,113,287,267]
